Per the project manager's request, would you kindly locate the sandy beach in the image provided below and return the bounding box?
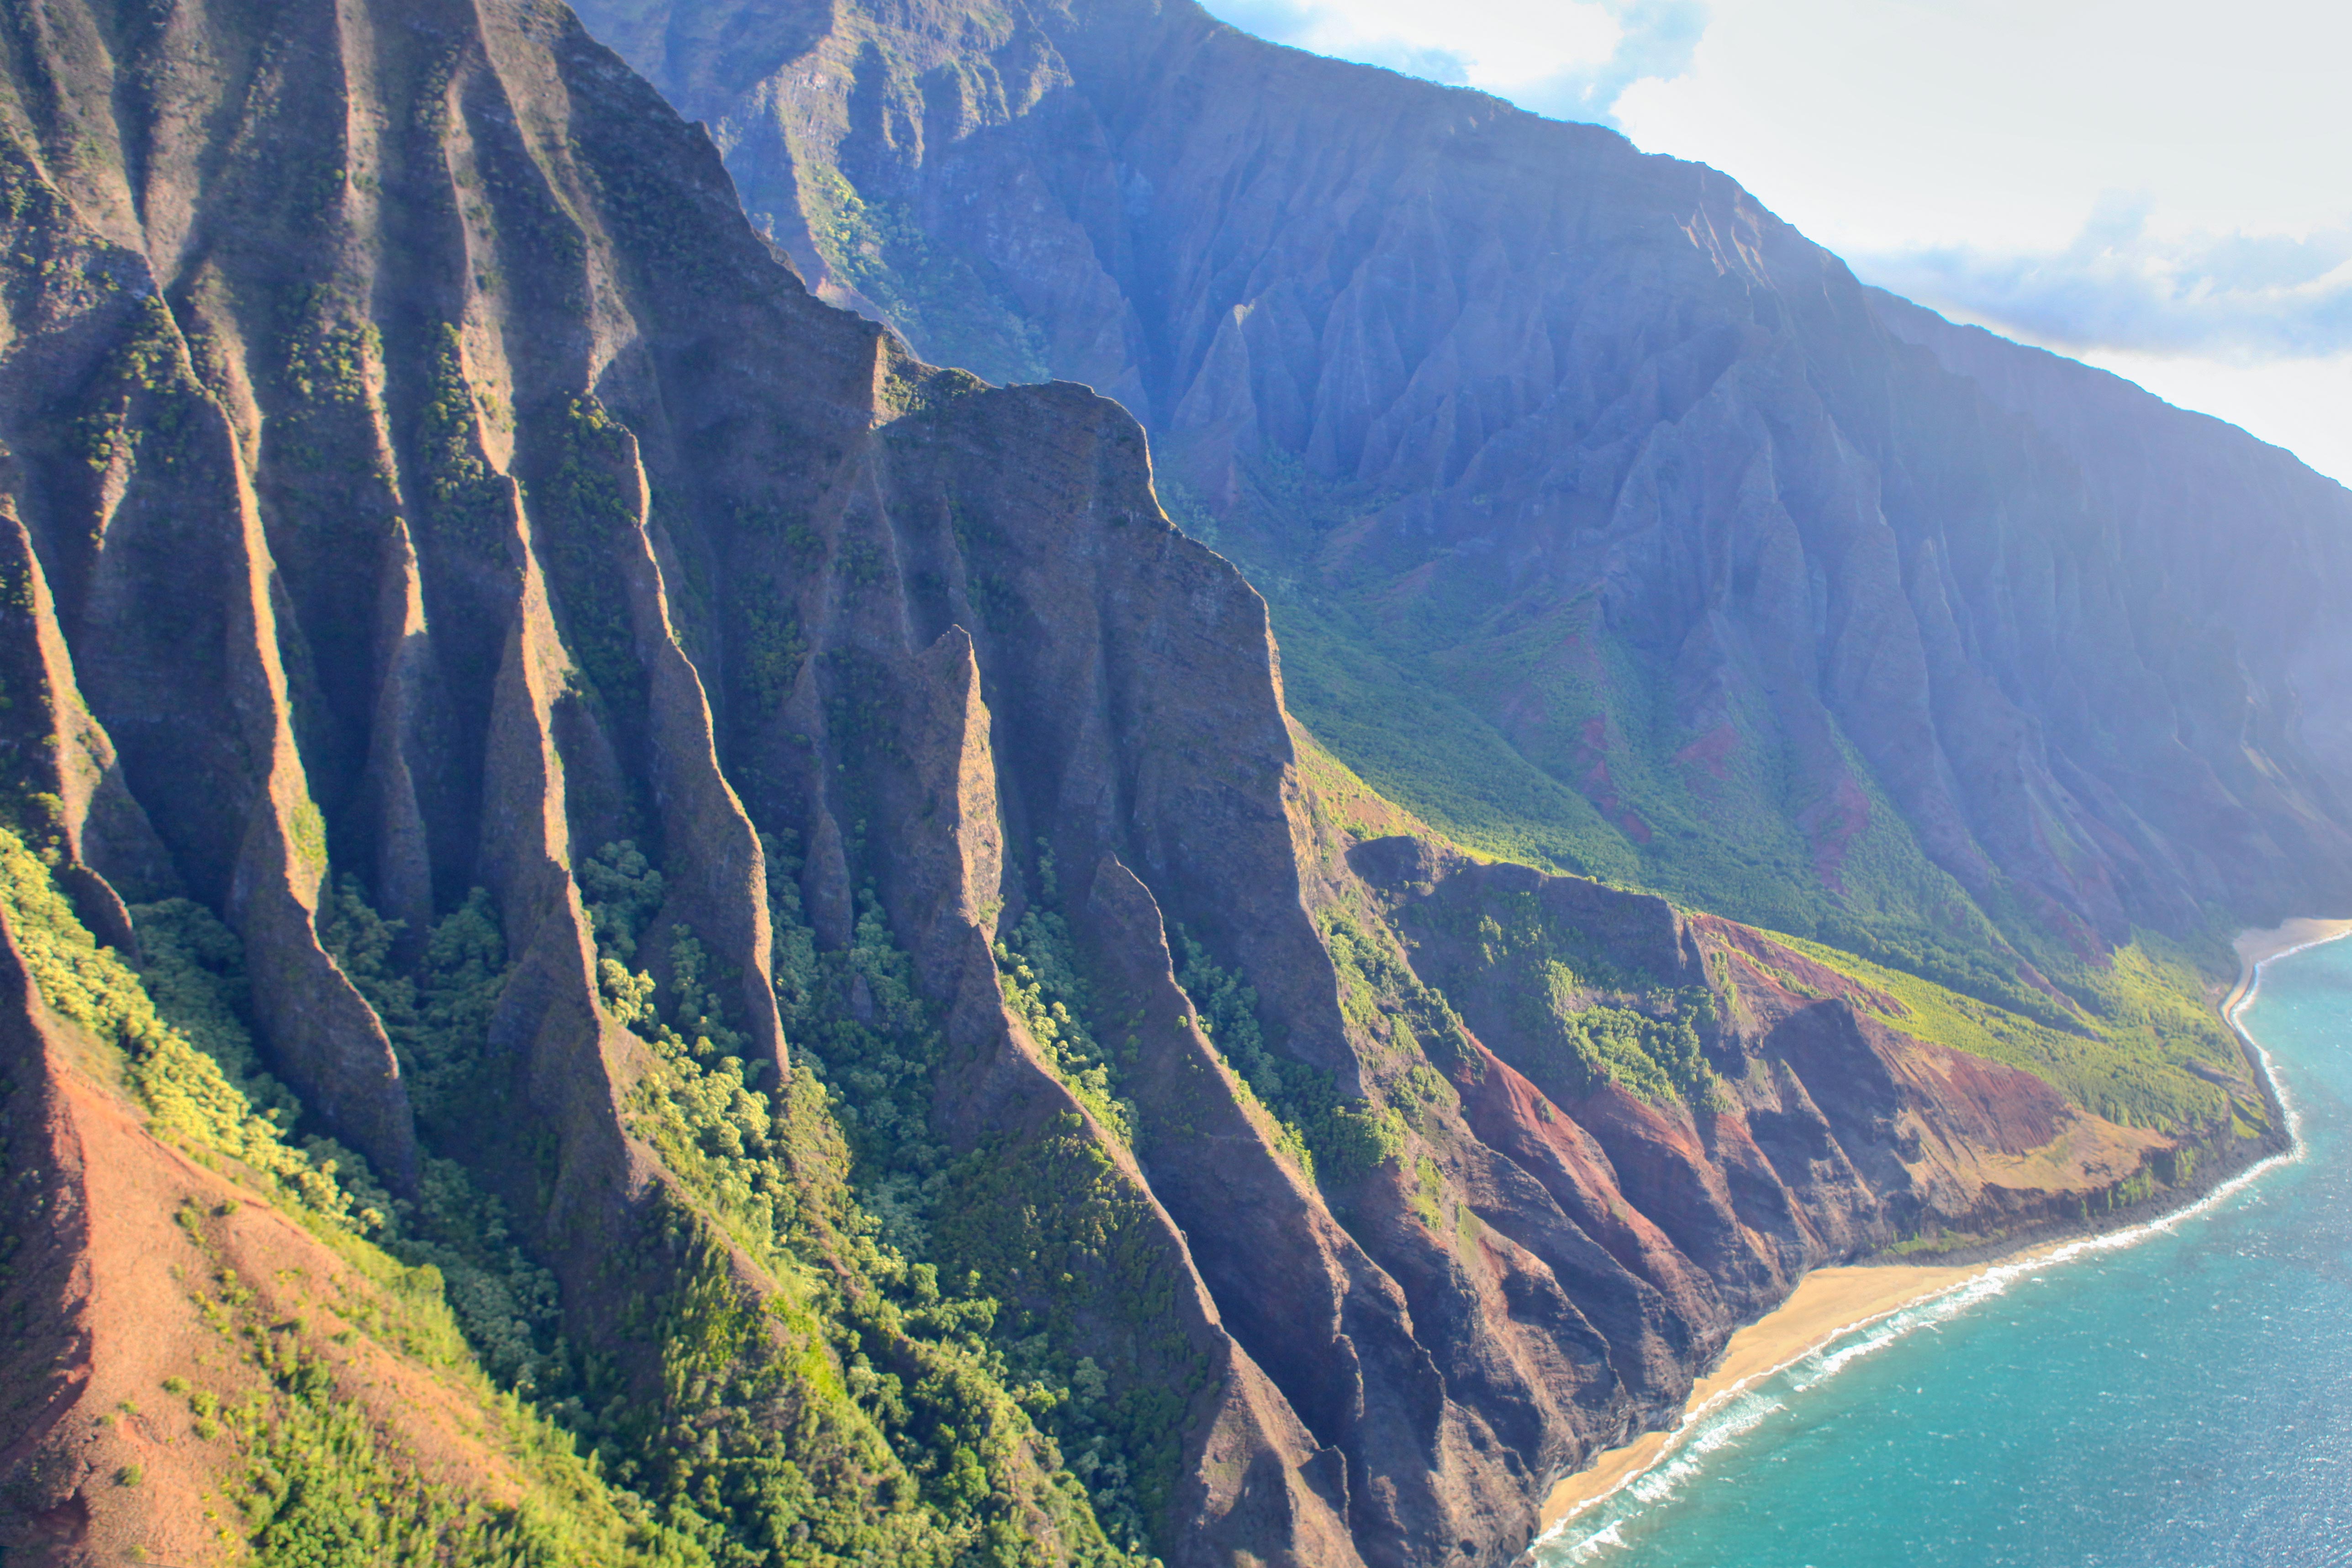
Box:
[1537,1262,1978,1528]
[2231,918,2352,1006]
[1536,916,2352,1540]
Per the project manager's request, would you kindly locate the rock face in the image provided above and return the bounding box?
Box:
[570,0,2352,988]
[0,3,2292,1567]
[1868,287,2352,799]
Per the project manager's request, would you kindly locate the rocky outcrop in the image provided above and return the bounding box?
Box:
[572,0,2352,981]
[0,3,2284,1567]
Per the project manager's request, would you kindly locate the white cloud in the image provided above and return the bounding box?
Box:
[1611,0,2352,256]
[1607,0,2352,480]
[1859,197,2352,361]
[1199,0,1705,123]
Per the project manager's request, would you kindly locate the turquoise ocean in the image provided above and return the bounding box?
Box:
[1532,936,2352,1568]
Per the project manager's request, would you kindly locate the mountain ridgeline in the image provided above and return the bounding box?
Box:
[571,0,2352,1011]
[0,3,2325,1568]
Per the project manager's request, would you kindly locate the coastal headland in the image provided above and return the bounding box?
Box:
[1537,917,2352,1541]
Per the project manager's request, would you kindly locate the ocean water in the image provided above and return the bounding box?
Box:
[1532,937,2352,1568]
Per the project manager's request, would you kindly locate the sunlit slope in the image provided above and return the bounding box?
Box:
[565,0,2352,1018]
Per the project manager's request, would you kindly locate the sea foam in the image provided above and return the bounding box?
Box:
[1530,934,2339,1564]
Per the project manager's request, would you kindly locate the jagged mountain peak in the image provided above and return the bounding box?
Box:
[0,2,2310,1565]
[569,0,2352,1000]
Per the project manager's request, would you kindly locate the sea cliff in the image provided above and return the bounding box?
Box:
[0,3,2326,1565]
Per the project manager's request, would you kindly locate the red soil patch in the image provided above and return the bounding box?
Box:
[0,1001,547,1567]
[1572,719,1653,842]
[1671,723,1739,783]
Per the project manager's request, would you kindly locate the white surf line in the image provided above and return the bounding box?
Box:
[1534,929,2351,1559]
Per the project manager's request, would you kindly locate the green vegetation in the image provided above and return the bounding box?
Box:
[68,292,205,476]
[1271,595,1642,884]
[1373,824,2233,1133]
[997,894,1139,1143]
[0,828,692,1561]
[0,829,383,1229]
[1272,585,2073,1024]
[732,584,809,714]
[758,834,1191,1557]
[417,324,515,554]
[582,1189,1121,1568]
[62,833,1170,1568]
[1527,995,1719,1110]
[796,164,1049,388]
[582,840,1159,1566]
[574,104,720,289]
[543,396,650,706]
[1409,886,1730,1111]
[1208,447,2240,1065]
[322,883,512,1137]
[285,311,380,408]
[1313,908,1471,1145]
[1772,929,2245,1134]
[768,872,943,1250]
[171,1201,665,1568]
[932,1115,1207,1546]
[268,284,395,479]
[320,881,568,1395]
[1171,929,1401,1183]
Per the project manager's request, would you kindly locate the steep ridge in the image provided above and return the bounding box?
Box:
[1869,287,2352,791]
[0,3,2290,1567]
[569,0,2352,1003]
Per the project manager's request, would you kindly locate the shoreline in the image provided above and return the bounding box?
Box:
[1532,917,2352,1544]
[2229,918,2352,1013]
[1534,1262,1985,1528]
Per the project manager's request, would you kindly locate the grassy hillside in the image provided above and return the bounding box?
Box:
[1278,604,2256,1137]
[0,829,660,1564]
[1193,458,2244,1056]
[1765,928,2252,1135]
[1192,482,2257,1144]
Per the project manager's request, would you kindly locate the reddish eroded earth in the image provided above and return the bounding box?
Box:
[1355,835,2196,1407]
[1671,723,1740,785]
[0,966,550,1567]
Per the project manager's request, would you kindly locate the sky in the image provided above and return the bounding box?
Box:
[1198,0,2352,486]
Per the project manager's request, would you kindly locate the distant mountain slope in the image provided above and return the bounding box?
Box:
[569,0,2352,1011]
[1868,285,2352,790]
[0,2,2300,1567]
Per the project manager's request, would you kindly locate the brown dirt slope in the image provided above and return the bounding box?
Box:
[0,910,641,1567]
